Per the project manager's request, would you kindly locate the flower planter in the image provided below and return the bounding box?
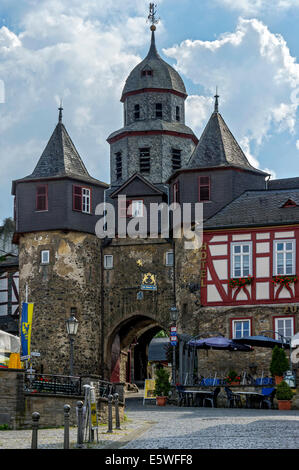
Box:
[275,376,283,385]
[277,400,292,410]
[156,396,167,406]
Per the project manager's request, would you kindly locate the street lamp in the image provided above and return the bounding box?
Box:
[66,308,79,376]
[170,306,178,385]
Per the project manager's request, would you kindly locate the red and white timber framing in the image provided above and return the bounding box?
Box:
[201,225,299,307]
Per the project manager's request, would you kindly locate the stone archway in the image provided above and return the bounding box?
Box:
[105,314,165,384]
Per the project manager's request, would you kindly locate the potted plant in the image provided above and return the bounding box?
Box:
[154,367,171,406]
[270,345,289,384]
[276,380,294,410]
[225,369,241,386]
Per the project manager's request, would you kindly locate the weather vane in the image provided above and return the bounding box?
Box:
[147,3,160,30]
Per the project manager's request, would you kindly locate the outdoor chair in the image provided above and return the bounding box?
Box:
[259,388,276,409]
[203,387,221,408]
[224,387,242,408]
[176,385,189,406]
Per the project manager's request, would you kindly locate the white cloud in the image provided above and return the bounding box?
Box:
[296,140,299,151]
[0,0,164,220]
[215,0,299,14]
[164,17,299,174]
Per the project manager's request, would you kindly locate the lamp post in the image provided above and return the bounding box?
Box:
[170,306,178,385]
[66,308,79,376]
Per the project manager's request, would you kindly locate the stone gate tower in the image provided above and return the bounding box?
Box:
[107,26,198,187]
[12,110,108,375]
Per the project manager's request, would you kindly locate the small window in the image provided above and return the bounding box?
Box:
[139,148,151,173]
[176,106,180,122]
[199,176,210,202]
[115,152,122,180]
[41,250,50,265]
[232,319,251,339]
[36,185,48,211]
[274,316,294,342]
[141,69,153,77]
[104,255,113,269]
[173,181,180,203]
[134,104,140,120]
[172,148,181,170]
[274,240,295,275]
[73,185,91,214]
[155,103,162,119]
[166,251,174,266]
[128,200,144,218]
[231,243,252,278]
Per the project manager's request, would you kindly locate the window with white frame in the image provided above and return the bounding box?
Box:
[274,240,295,275]
[41,250,50,265]
[104,255,113,269]
[232,319,251,339]
[82,188,91,214]
[131,200,144,218]
[166,251,174,266]
[231,243,252,278]
[274,316,294,341]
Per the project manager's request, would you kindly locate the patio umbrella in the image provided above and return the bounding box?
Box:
[233,335,290,349]
[187,336,253,352]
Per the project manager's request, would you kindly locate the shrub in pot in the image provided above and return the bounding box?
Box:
[270,345,289,384]
[276,380,294,410]
[154,367,171,406]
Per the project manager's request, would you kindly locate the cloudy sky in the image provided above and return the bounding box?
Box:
[1,0,299,222]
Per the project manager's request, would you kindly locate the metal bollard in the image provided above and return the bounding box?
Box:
[31,412,40,449]
[113,393,121,430]
[64,404,71,449]
[76,401,84,448]
[107,394,113,433]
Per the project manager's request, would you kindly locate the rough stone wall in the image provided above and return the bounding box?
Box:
[102,238,175,378]
[125,92,186,125]
[195,304,298,378]
[18,231,102,376]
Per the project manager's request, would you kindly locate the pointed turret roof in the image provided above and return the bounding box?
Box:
[121,28,187,101]
[12,110,108,190]
[187,97,267,175]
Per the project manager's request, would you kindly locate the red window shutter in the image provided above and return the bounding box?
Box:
[199,176,210,201]
[73,185,82,211]
[118,198,128,218]
[36,185,48,211]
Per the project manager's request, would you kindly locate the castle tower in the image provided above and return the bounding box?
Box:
[12,109,108,375]
[107,24,198,187]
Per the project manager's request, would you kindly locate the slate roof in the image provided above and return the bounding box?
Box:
[121,30,187,101]
[107,119,197,142]
[204,189,299,229]
[187,111,267,175]
[12,118,108,189]
[268,177,299,190]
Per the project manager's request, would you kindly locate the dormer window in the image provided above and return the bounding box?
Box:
[134,104,140,120]
[282,199,297,208]
[141,69,153,77]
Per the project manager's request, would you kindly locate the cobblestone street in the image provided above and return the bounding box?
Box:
[1,394,299,450]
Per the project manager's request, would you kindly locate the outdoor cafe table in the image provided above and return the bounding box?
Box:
[233,390,264,408]
[183,389,214,406]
